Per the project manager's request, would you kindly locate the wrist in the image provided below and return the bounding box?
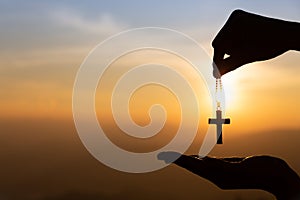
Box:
[285,21,300,51]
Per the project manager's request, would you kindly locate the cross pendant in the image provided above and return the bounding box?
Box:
[208,110,230,144]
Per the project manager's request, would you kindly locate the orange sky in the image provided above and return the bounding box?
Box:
[1,48,299,131]
[1,1,300,199]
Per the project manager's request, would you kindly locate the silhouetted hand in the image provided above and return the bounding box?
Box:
[158,152,300,200]
[212,9,300,78]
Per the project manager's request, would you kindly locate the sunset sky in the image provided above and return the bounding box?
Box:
[0,1,300,199]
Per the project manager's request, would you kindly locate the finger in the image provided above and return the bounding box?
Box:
[174,156,228,178]
[181,156,262,190]
[213,48,225,63]
[216,55,248,76]
[219,157,246,163]
[212,62,221,78]
[157,151,182,164]
[212,48,225,78]
[173,156,247,190]
[173,155,208,173]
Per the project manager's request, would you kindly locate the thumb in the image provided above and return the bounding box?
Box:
[213,55,247,77]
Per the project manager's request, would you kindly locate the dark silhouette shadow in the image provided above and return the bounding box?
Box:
[212,9,300,78]
[158,152,300,200]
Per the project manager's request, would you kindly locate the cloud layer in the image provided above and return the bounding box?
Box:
[51,9,127,35]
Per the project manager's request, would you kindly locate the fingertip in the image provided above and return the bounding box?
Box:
[157,151,182,164]
[212,48,225,78]
[214,56,244,77]
[212,62,222,78]
[213,68,221,78]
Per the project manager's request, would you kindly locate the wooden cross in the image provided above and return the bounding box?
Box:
[208,110,230,144]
